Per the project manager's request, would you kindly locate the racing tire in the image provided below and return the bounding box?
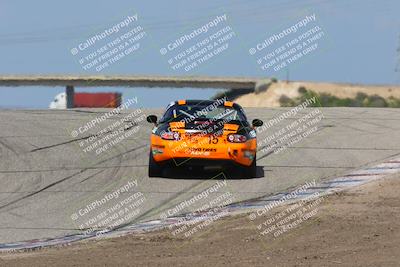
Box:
[148,152,163,177]
[241,156,257,178]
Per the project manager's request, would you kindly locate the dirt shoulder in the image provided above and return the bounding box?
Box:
[1,174,400,267]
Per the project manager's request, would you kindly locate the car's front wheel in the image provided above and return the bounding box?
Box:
[148,152,163,177]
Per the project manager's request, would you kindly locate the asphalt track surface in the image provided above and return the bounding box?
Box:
[0,107,399,244]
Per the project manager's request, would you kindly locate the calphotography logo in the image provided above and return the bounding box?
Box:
[70,178,146,237]
[68,97,147,156]
[256,97,324,156]
[70,13,147,72]
[158,175,237,248]
[249,13,327,73]
[159,13,237,72]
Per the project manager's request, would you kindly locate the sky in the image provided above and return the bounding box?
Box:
[0,0,399,108]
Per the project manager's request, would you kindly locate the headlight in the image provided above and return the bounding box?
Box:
[161,131,181,141]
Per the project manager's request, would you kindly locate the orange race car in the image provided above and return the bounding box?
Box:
[146,99,263,178]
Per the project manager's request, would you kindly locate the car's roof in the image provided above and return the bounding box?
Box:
[171,99,243,109]
[182,99,219,105]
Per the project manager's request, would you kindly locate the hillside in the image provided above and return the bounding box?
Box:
[234,81,400,107]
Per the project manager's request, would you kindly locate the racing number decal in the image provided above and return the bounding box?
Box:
[208,135,219,144]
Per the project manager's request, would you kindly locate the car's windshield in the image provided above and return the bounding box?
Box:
[159,104,247,123]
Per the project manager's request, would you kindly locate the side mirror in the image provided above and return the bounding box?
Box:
[146,115,158,125]
[252,119,263,127]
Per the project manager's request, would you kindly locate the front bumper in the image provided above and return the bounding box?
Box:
[150,134,257,167]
